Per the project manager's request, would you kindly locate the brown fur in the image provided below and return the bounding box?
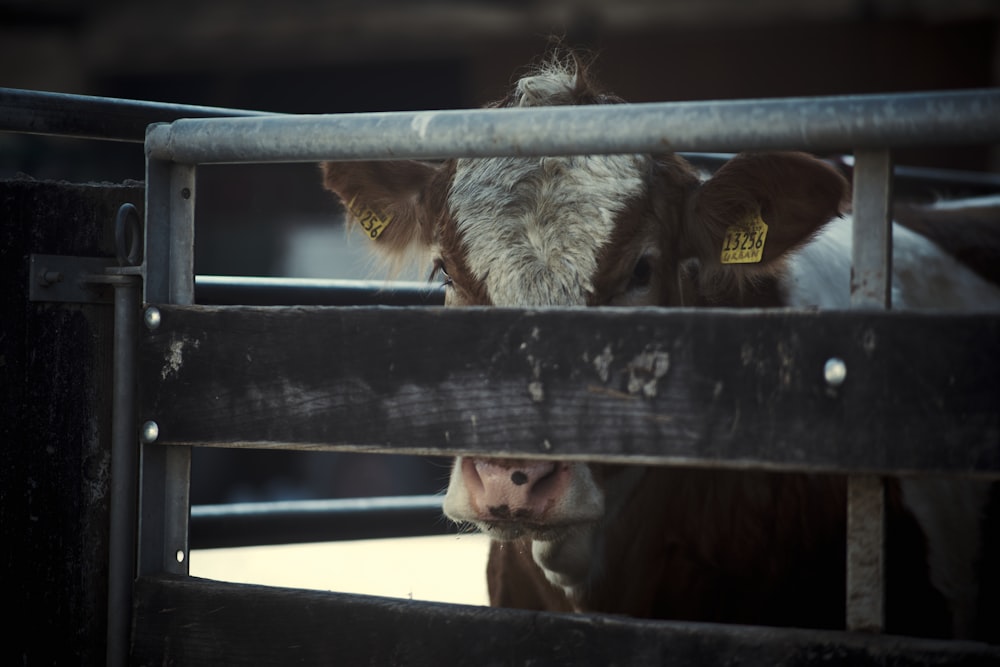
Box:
[686,152,850,303]
[321,160,442,260]
[487,467,954,636]
[590,468,847,626]
[588,155,703,306]
[487,539,575,613]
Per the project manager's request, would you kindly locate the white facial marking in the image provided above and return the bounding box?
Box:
[532,527,596,602]
[530,466,647,605]
[449,153,649,306]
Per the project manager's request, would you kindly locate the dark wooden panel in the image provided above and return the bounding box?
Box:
[138,305,1000,476]
[131,575,999,666]
[1,179,145,666]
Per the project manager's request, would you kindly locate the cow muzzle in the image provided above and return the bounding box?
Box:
[442,456,605,539]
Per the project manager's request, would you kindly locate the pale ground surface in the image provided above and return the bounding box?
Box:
[194,226,482,605]
[190,533,492,606]
[196,227,484,604]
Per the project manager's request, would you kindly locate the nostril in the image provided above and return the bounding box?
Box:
[508,462,558,491]
[489,504,511,519]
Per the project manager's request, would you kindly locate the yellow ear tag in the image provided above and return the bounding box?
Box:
[347,196,393,240]
[721,211,768,265]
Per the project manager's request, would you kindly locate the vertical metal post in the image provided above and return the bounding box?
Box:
[846,475,886,632]
[143,150,197,306]
[850,150,893,308]
[137,146,195,581]
[106,274,140,667]
[846,148,893,633]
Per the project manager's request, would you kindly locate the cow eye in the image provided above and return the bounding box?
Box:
[430,259,453,287]
[628,255,654,290]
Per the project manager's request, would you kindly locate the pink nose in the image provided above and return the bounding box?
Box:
[462,457,570,522]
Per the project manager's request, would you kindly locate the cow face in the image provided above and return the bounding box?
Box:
[322,62,847,312]
[321,56,848,602]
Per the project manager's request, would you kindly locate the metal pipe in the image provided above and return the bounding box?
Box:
[167,164,197,305]
[189,495,450,549]
[850,149,894,309]
[847,475,886,633]
[106,275,141,667]
[194,276,445,306]
[145,89,1000,164]
[137,155,195,578]
[0,87,267,143]
[845,149,893,634]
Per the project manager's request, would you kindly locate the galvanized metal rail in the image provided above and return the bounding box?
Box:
[0,87,266,143]
[190,495,450,549]
[144,88,1000,163]
[847,148,895,632]
[194,275,444,307]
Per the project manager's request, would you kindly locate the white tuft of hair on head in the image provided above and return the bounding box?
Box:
[514,69,578,107]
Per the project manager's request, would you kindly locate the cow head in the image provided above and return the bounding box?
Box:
[321,55,848,603]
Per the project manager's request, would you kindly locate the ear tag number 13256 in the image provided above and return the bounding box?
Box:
[721,212,768,264]
[347,196,393,240]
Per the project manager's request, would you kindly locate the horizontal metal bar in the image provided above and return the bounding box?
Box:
[686,153,1000,199]
[145,89,1000,164]
[190,495,451,548]
[835,155,1000,194]
[195,276,445,306]
[28,253,116,304]
[0,87,267,143]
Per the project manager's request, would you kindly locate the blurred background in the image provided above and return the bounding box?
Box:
[3,0,999,507]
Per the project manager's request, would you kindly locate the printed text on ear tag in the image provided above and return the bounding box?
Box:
[721,211,768,264]
[347,196,393,240]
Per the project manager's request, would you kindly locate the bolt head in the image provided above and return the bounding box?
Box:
[824,358,847,387]
[141,421,160,444]
[144,307,161,331]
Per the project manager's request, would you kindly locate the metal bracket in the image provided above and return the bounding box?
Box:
[29,202,144,305]
[30,253,117,304]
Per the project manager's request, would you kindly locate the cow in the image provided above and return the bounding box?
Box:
[321,54,1000,641]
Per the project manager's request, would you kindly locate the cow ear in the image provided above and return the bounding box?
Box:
[683,152,849,282]
[320,160,445,260]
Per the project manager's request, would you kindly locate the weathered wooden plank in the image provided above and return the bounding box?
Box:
[131,575,1000,666]
[138,305,1000,476]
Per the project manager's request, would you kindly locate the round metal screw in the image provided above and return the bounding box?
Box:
[824,358,847,387]
[144,306,161,331]
[39,270,63,286]
[141,420,160,444]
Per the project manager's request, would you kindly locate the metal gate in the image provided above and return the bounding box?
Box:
[35,88,1000,664]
